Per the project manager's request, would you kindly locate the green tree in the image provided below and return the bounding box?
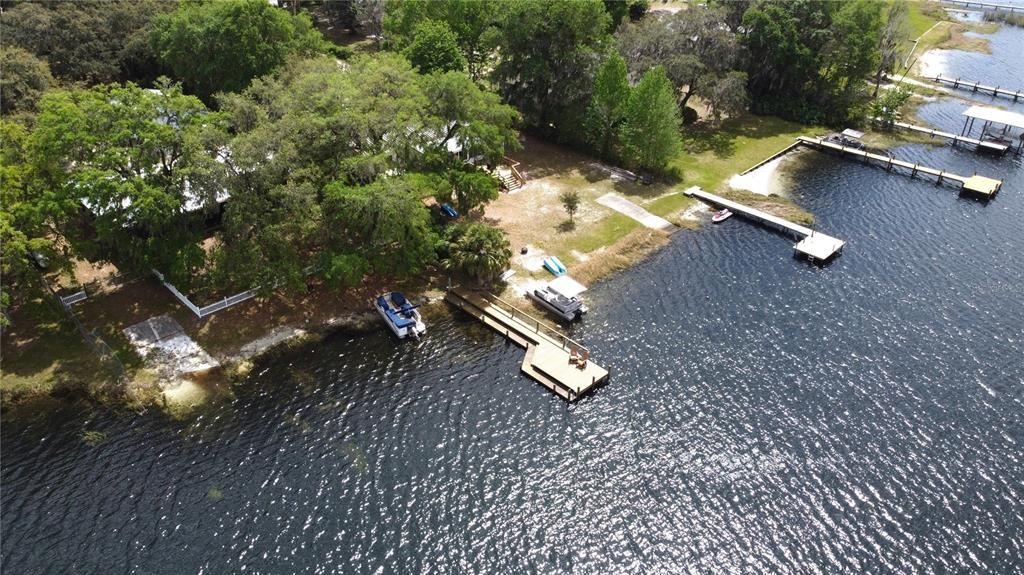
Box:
[491,0,611,137]
[560,190,581,224]
[322,176,438,277]
[706,70,749,124]
[0,119,76,323]
[403,20,467,74]
[419,71,521,168]
[383,0,504,79]
[743,0,883,124]
[585,52,631,159]
[618,7,741,112]
[0,0,172,85]
[447,169,500,214]
[0,46,54,115]
[874,0,908,97]
[31,81,228,281]
[443,222,511,284]
[870,86,912,124]
[150,0,328,102]
[619,67,682,173]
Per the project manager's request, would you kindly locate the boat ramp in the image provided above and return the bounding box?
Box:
[796,136,1003,198]
[684,187,846,262]
[445,288,608,401]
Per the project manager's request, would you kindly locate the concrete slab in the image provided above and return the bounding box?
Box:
[596,193,676,232]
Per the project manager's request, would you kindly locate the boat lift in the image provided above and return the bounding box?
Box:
[960,105,1024,154]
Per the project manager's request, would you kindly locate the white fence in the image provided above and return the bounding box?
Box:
[153,267,315,319]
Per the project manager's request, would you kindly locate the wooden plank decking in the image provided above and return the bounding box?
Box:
[684,187,846,262]
[796,137,1003,198]
[445,288,608,401]
[931,75,1024,101]
[881,120,1009,154]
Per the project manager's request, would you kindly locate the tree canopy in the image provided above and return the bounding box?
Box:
[150,0,329,103]
[742,0,883,124]
[0,0,172,85]
[491,0,611,138]
[619,66,682,172]
[212,54,519,291]
[618,7,745,117]
[383,0,503,79]
[0,46,54,116]
[30,80,229,281]
[585,52,631,160]
[403,19,467,74]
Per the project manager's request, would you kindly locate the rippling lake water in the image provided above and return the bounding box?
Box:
[4,19,1024,575]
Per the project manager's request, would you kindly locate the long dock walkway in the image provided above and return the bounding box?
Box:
[881,120,1009,154]
[444,288,608,401]
[683,187,845,262]
[939,0,1023,13]
[796,136,1002,198]
[931,76,1024,102]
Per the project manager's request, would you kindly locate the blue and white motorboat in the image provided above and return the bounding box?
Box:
[375,292,426,339]
[543,256,567,277]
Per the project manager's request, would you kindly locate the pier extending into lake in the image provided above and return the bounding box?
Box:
[878,119,1010,154]
[931,76,1024,101]
[796,136,1003,198]
[684,187,846,262]
[445,288,608,401]
[939,0,1023,12]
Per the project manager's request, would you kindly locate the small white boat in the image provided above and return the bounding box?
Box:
[374,292,426,339]
[526,276,588,321]
[712,209,733,223]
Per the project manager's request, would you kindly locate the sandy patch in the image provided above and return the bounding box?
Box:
[728,157,785,196]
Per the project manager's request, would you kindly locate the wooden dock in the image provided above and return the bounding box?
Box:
[939,0,1023,13]
[739,141,803,175]
[931,76,1024,102]
[879,119,1009,154]
[445,288,608,401]
[683,187,846,262]
[796,136,1003,198]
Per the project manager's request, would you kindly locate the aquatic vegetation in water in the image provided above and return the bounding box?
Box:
[207,486,224,501]
[338,442,369,475]
[81,430,108,447]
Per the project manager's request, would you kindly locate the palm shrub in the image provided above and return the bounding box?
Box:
[443,223,512,285]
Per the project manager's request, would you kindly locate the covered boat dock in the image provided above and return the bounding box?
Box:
[960,105,1024,154]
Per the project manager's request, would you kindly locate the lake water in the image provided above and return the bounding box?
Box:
[4,19,1024,575]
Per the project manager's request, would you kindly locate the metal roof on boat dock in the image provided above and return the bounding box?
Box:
[962,105,1024,130]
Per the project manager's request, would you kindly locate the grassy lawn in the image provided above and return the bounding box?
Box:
[672,114,825,193]
[906,1,946,41]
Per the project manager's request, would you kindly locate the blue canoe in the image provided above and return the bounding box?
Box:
[440,203,458,218]
[543,256,567,277]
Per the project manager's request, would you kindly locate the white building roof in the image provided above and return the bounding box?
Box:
[963,105,1024,130]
